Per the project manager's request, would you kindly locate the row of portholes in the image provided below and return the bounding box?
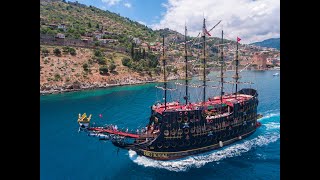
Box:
[164,116,198,123]
[178,111,195,116]
[163,124,250,137]
[158,128,251,149]
[163,114,203,124]
[156,138,213,148]
[164,129,185,136]
[177,116,200,123]
[164,125,234,136]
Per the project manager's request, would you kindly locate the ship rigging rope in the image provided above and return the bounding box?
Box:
[155,86,177,91]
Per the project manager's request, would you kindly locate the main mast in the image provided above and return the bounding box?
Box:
[162,35,167,109]
[202,18,206,103]
[234,37,239,99]
[220,30,224,103]
[184,25,188,105]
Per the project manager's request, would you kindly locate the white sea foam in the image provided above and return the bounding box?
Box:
[128,110,280,172]
[264,122,280,130]
[258,112,280,122]
[128,131,279,172]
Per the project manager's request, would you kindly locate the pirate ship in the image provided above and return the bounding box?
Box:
[77,19,262,160]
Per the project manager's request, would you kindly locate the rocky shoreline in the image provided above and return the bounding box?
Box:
[40,74,181,95]
[40,80,159,95]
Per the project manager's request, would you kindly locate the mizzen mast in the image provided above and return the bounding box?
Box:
[234,37,241,99]
[162,35,167,109]
[202,18,207,103]
[184,25,189,105]
[220,30,224,103]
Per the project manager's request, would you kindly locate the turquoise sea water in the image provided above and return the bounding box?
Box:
[40,70,280,180]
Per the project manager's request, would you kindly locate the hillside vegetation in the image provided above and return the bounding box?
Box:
[250,38,280,50]
[40,0,158,49]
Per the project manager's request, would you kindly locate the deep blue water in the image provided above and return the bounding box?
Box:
[40,70,280,180]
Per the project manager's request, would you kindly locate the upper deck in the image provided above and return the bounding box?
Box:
[152,94,253,114]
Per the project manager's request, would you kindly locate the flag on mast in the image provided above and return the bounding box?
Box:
[237,37,241,42]
[203,27,211,36]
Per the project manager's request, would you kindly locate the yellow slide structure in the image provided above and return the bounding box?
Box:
[77,113,92,123]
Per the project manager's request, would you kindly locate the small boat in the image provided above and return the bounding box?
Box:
[273,73,279,76]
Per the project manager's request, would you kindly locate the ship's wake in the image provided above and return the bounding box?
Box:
[128,112,280,172]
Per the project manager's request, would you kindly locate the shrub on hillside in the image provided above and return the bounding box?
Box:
[96,57,106,65]
[99,65,108,75]
[82,63,89,71]
[54,73,61,81]
[94,49,103,57]
[122,57,132,67]
[109,63,116,72]
[69,48,76,56]
[41,48,50,56]
[53,48,61,56]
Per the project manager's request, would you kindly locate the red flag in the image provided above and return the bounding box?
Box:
[203,28,211,36]
[237,37,241,42]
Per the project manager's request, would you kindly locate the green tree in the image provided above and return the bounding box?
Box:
[99,65,108,75]
[88,22,92,28]
[96,24,99,29]
[69,48,76,56]
[96,57,106,65]
[54,73,61,81]
[122,57,132,67]
[131,43,134,58]
[142,49,146,59]
[109,63,116,72]
[82,63,89,71]
[94,49,103,57]
[53,48,61,56]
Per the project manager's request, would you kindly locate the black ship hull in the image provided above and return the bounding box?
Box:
[111,88,260,160]
[133,129,256,160]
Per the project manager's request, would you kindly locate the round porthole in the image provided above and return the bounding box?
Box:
[164,130,169,136]
[184,128,189,134]
[178,141,184,147]
[184,116,188,123]
[191,139,197,145]
[171,129,176,136]
[191,127,195,133]
[164,142,170,148]
[171,142,177,147]
[203,137,207,144]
